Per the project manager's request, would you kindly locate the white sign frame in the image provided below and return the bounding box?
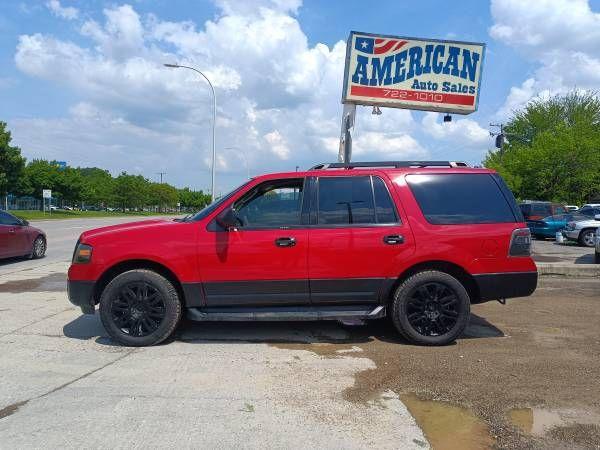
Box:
[42,189,52,199]
[341,31,486,115]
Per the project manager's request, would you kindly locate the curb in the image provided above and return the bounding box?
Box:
[536,262,600,277]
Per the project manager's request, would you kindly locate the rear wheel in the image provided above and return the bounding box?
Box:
[99,269,182,346]
[579,229,596,247]
[390,270,470,346]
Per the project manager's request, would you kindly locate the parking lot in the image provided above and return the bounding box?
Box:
[1,218,599,449]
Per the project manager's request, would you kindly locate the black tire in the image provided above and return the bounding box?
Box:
[99,269,182,347]
[30,235,46,259]
[390,270,470,346]
[578,229,596,247]
[595,252,600,264]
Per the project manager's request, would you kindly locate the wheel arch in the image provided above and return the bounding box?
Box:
[388,260,480,304]
[93,259,185,306]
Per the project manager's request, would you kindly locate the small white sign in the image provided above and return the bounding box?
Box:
[42,189,52,199]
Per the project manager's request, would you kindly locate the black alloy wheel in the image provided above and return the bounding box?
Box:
[391,270,470,346]
[405,282,460,337]
[99,269,182,346]
[110,281,166,337]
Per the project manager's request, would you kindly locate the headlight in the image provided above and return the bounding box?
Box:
[73,243,93,264]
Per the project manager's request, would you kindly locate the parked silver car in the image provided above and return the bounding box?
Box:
[562,214,600,247]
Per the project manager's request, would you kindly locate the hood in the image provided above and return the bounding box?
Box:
[80,218,174,241]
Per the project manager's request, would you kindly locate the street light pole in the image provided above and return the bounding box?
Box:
[164,63,217,202]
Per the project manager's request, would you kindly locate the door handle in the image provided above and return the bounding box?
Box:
[8,228,15,234]
[383,234,404,245]
[275,237,296,247]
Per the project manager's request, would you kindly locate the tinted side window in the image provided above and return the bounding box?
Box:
[318,176,375,224]
[234,179,303,228]
[373,177,399,223]
[532,204,550,215]
[406,174,517,224]
[554,206,566,215]
[0,211,19,225]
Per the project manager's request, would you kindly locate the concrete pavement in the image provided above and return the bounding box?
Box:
[0,217,428,449]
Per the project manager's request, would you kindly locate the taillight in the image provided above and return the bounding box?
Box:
[509,228,532,257]
[73,243,93,264]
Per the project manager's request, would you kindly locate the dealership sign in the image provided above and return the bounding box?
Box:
[341,31,485,114]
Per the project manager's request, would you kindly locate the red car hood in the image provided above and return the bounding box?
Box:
[79,218,174,241]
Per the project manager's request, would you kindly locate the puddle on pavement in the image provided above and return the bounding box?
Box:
[400,393,494,450]
[0,273,65,293]
[508,407,600,437]
[0,400,28,420]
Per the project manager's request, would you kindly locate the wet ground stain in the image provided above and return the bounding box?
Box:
[0,400,28,420]
[400,393,494,450]
[0,273,65,293]
[267,279,600,449]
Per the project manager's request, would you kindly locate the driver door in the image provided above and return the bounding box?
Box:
[198,177,309,307]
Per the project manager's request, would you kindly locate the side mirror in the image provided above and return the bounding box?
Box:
[21,219,29,226]
[216,206,238,230]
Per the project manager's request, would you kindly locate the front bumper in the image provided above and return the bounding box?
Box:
[67,279,96,314]
[562,230,580,241]
[473,271,538,302]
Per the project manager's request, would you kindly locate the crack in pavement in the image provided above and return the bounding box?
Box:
[0,307,77,338]
[0,349,137,421]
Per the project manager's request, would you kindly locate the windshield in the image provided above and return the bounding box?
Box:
[184,181,251,222]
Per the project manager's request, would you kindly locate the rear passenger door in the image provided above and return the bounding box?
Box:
[308,175,415,305]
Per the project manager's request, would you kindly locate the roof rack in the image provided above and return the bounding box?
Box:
[310,161,469,170]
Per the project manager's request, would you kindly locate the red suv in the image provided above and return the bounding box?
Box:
[68,161,537,347]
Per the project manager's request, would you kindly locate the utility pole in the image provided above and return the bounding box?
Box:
[157,172,167,183]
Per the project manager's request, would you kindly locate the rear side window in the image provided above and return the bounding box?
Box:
[373,177,399,223]
[406,174,517,224]
[532,204,550,215]
[318,176,375,224]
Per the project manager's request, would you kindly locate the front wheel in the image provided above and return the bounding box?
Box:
[579,229,596,247]
[99,269,182,346]
[390,270,470,346]
[30,236,46,259]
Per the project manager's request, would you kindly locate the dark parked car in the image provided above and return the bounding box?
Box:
[527,214,588,239]
[519,202,567,221]
[0,211,46,259]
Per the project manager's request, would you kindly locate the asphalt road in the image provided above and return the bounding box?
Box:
[0,216,176,277]
[1,218,599,449]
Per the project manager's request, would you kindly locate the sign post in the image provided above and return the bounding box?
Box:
[42,189,51,215]
[339,31,486,162]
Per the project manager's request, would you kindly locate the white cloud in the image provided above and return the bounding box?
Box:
[490,0,600,117]
[46,0,78,20]
[13,1,431,191]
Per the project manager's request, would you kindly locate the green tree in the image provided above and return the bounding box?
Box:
[177,187,211,210]
[0,122,27,200]
[80,167,114,207]
[484,91,600,204]
[148,182,178,212]
[22,159,61,200]
[112,172,149,211]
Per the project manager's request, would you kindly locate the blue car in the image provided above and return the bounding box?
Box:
[527,214,587,239]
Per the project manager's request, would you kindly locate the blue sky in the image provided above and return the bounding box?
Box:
[1,0,599,193]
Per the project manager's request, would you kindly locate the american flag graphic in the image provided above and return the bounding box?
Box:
[354,36,408,54]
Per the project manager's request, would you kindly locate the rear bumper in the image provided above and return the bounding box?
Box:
[67,280,96,314]
[473,271,537,302]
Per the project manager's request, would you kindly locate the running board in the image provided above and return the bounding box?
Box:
[187,305,385,322]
